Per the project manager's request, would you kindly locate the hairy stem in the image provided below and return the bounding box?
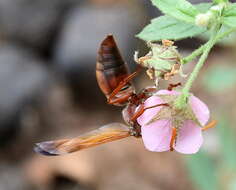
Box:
[182,28,235,64]
[175,25,221,109]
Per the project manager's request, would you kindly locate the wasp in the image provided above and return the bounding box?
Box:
[35,35,170,156]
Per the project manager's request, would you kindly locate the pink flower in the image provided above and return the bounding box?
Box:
[137,90,210,154]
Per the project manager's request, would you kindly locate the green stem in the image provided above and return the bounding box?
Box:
[175,25,221,109]
[182,36,216,93]
[182,44,206,64]
[182,28,236,64]
[216,27,236,41]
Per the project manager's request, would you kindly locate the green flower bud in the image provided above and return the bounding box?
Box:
[135,40,181,84]
[195,3,225,27]
[195,12,214,27]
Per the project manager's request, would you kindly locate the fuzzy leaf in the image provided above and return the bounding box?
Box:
[137,16,206,41]
[213,0,228,3]
[195,3,213,13]
[222,3,236,28]
[151,0,199,23]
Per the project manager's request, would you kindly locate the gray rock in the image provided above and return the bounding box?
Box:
[52,1,148,105]
[0,44,52,145]
[0,164,29,190]
[53,2,147,72]
[0,0,81,52]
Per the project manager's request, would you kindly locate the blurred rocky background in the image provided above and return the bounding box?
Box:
[0,0,236,190]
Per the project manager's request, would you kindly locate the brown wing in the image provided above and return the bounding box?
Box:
[96,35,134,98]
[34,123,130,156]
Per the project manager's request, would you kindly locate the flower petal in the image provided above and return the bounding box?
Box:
[174,121,203,154]
[141,119,172,152]
[156,90,210,126]
[137,96,164,126]
[189,95,210,126]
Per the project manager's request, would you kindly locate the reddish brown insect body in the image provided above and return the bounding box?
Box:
[34,35,165,156]
[96,35,135,106]
[96,35,166,137]
[34,35,212,156]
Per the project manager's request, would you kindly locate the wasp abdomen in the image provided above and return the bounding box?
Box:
[96,35,132,96]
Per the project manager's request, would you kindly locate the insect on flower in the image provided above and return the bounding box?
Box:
[96,35,171,136]
[35,35,169,156]
[34,35,215,155]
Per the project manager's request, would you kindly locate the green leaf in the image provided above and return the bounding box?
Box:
[185,152,219,190]
[213,0,228,3]
[195,3,213,13]
[151,0,200,23]
[222,3,236,28]
[136,16,206,41]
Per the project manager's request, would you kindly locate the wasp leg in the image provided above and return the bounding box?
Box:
[170,127,177,151]
[130,103,169,122]
[108,93,132,105]
[107,66,142,104]
[202,120,217,131]
[167,82,182,91]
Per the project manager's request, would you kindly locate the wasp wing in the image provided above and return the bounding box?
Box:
[34,123,130,156]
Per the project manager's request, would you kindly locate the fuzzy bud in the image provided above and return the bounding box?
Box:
[135,40,181,82]
[195,12,214,27]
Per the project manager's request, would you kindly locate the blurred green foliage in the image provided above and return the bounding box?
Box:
[185,151,218,190]
[218,119,236,170]
[137,16,205,41]
[203,65,236,92]
[185,119,236,190]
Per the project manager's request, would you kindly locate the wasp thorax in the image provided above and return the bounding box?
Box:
[135,40,181,85]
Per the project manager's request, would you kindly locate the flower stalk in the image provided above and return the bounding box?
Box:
[175,24,221,109]
[182,28,236,65]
